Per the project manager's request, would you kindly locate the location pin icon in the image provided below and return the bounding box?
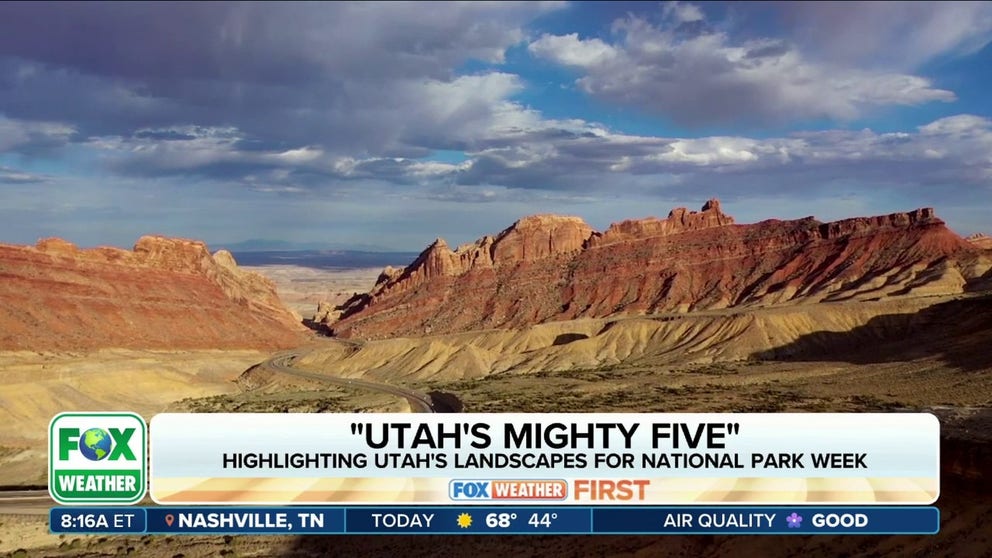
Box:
[164,514,175,527]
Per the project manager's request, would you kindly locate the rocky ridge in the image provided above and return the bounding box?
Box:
[326,200,991,339]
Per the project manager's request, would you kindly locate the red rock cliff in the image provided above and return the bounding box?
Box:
[0,235,305,350]
[366,215,592,301]
[330,200,990,339]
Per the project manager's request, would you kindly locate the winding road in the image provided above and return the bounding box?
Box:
[260,348,436,413]
[0,345,437,515]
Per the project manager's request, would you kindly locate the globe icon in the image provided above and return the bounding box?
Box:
[78,428,113,461]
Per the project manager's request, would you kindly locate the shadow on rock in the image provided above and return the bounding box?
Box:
[750,294,992,373]
[552,333,589,346]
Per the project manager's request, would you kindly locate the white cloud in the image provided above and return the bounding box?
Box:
[527,33,617,66]
[917,114,991,136]
[529,9,958,126]
[649,137,760,165]
[273,147,323,164]
[662,1,704,23]
[406,160,472,177]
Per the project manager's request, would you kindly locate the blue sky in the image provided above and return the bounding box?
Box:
[0,1,990,250]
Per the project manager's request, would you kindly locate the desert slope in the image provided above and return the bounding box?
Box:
[328,200,990,339]
[0,235,306,350]
[292,295,979,382]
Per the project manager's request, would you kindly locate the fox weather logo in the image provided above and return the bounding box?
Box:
[59,427,135,461]
[49,412,146,504]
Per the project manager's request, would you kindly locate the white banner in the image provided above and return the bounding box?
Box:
[149,413,939,505]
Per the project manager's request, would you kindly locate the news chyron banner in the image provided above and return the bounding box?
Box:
[149,413,938,506]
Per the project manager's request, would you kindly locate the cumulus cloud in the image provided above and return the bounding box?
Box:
[528,6,958,127]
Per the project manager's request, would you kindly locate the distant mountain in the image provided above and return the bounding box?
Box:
[327,199,992,339]
[231,249,420,270]
[217,239,398,252]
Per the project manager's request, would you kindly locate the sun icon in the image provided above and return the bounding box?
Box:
[456,513,473,528]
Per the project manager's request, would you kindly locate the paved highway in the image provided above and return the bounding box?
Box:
[0,490,51,515]
[260,348,436,413]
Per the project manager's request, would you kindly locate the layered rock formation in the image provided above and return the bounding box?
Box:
[587,198,733,247]
[0,235,306,350]
[327,200,991,339]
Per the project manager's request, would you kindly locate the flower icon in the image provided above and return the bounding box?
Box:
[786,512,803,528]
